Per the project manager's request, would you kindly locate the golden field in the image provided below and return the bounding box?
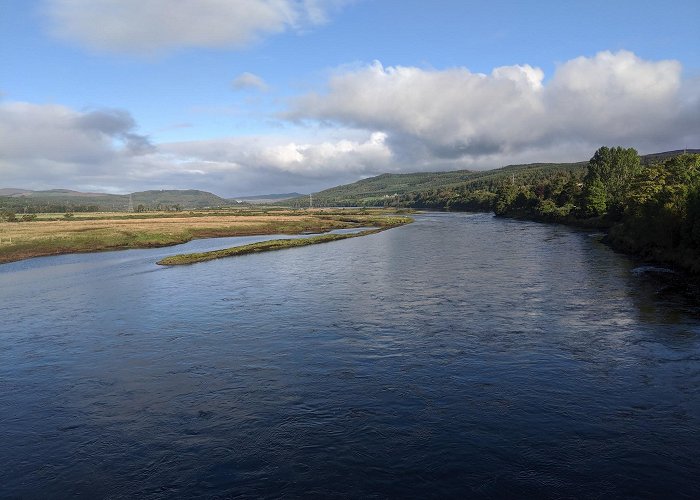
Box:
[0,209,410,264]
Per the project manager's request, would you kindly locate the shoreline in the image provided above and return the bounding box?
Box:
[491,210,700,276]
[157,227,388,265]
[0,210,411,265]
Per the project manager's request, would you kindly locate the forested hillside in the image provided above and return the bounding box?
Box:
[284,150,694,209]
[284,163,588,208]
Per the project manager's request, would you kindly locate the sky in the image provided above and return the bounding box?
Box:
[1,0,699,197]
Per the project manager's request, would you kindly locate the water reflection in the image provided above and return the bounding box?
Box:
[1,212,698,498]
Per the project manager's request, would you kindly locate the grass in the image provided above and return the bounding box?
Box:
[158,230,371,265]
[157,216,411,265]
[0,209,412,264]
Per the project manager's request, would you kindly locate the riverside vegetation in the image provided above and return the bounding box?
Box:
[157,216,409,265]
[490,148,700,273]
[285,148,700,273]
[3,148,697,271]
[0,209,411,264]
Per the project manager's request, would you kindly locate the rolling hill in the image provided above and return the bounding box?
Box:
[282,150,699,208]
[131,190,229,208]
[0,189,231,212]
[3,150,697,213]
[283,162,586,207]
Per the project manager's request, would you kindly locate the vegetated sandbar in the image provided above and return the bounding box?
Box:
[0,209,412,264]
[157,217,411,265]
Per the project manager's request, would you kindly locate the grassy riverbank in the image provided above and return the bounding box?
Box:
[0,209,412,264]
[157,230,374,265]
[157,216,411,265]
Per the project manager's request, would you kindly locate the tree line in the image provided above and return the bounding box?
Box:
[351,146,700,271]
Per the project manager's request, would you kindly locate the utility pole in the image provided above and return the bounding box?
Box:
[309,194,313,209]
[128,194,134,212]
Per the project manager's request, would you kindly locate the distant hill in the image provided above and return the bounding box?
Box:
[0,189,231,212]
[231,192,303,204]
[21,188,114,198]
[130,190,228,208]
[639,149,700,164]
[282,150,698,208]
[0,188,34,196]
[4,150,697,213]
[1,189,127,211]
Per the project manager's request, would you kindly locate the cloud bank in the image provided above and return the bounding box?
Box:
[45,0,347,54]
[0,102,152,164]
[0,102,156,191]
[0,100,390,194]
[2,51,698,195]
[289,51,700,166]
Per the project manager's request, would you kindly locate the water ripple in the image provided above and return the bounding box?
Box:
[1,212,699,498]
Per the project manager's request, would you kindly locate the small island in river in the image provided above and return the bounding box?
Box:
[157,216,410,265]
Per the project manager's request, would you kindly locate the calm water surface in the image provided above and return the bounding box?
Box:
[1,213,699,498]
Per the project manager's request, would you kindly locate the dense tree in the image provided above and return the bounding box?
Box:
[494,184,517,215]
[619,153,700,250]
[685,185,700,249]
[0,210,17,222]
[583,146,641,217]
[582,177,607,217]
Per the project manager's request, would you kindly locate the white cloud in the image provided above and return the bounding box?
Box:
[289,51,700,163]
[157,131,394,193]
[0,101,158,191]
[232,72,269,91]
[0,99,390,195]
[3,51,699,196]
[0,102,153,164]
[44,0,346,54]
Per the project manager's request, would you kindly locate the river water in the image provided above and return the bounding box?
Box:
[1,212,699,498]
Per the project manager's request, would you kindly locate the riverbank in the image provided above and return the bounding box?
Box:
[495,209,700,275]
[604,224,700,274]
[0,209,412,264]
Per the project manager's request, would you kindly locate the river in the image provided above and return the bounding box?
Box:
[1,212,698,498]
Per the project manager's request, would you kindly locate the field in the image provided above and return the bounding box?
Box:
[0,209,412,264]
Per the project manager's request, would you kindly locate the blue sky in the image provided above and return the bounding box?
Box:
[1,0,699,196]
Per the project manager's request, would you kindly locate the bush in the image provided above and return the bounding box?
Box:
[1,210,17,222]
